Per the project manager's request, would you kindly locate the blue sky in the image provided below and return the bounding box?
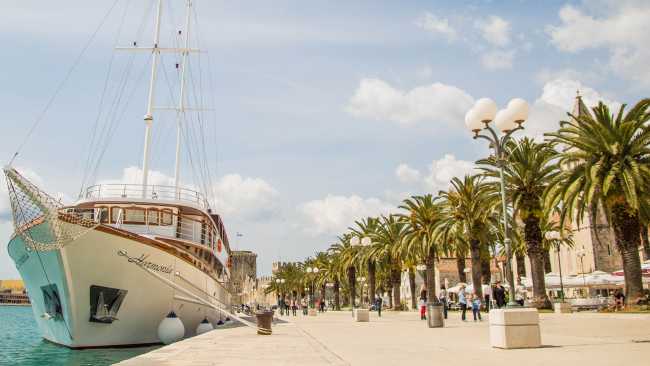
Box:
[1,0,648,277]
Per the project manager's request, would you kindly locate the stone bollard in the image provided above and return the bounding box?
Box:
[255,310,274,335]
[353,308,369,322]
[489,308,541,349]
[554,302,572,314]
[426,303,444,328]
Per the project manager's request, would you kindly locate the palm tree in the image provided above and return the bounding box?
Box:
[399,194,446,304]
[545,99,650,303]
[350,217,380,303]
[478,137,560,308]
[329,233,360,308]
[435,175,498,299]
[369,214,408,310]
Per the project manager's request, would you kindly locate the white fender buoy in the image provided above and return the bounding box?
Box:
[157,311,185,345]
[196,317,214,335]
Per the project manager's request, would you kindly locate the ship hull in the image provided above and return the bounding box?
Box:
[7,222,231,348]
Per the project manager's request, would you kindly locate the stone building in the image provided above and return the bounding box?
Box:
[230,250,257,304]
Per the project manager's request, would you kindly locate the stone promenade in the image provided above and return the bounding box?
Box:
[115,310,650,366]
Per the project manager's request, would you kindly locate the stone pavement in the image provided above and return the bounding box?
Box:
[116,310,650,366]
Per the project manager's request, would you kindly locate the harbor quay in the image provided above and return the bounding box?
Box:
[115,310,650,366]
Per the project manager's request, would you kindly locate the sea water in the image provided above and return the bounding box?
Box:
[0,306,157,366]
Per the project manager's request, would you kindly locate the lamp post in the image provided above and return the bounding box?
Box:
[357,276,367,305]
[576,249,587,297]
[306,266,319,308]
[545,231,565,301]
[465,97,529,307]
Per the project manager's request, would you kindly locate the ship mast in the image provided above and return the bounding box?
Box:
[174,0,192,198]
[141,0,163,197]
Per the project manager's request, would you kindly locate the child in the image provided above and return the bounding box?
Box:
[419,297,427,320]
[471,292,482,321]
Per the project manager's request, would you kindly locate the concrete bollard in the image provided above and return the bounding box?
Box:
[353,308,369,322]
[489,308,541,349]
[427,304,444,328]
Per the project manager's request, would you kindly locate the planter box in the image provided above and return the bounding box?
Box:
[353,308,369,322]
[489,308,541,349]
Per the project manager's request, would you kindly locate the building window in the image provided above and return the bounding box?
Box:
[147,209,159,225]
[161,209,173,226]
[124,207,146,224]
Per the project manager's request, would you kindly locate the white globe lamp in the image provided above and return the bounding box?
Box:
[361,237,371,246]
[473,98,498,123]
[495,108,517,133]
[507,98,529,125]
[350,236,360,246]
[465,108,483,132]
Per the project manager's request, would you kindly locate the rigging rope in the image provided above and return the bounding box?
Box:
[9,0,121,166]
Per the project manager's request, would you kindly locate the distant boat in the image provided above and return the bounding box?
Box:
[4,0,234,348]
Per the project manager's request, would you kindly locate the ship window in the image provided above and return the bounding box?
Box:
[161,209,173,226]
[147,208,160,225]
[110,207,123,223]
[124,207,146,224]
[96,207,109,223]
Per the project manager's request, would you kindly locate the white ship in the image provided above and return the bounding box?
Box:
[4,0,239,348]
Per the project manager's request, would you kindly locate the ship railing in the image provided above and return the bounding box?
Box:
[84,184,209,209]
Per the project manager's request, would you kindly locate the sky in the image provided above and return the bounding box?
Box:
[1,0,649,277]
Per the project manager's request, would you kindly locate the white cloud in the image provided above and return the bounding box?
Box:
[539,78,619,112]
[546,2,650,85]
[523,78,621,140]
[424,154,476,192]
[395,164,421,184]
[298,195,394,235]
[481,49,515,70]
[476,16,511,47]
[347,78,474,125]
[415,12,457,42]
[213,174,279,220]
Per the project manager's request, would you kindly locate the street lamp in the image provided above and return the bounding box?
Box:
[545,231,565,301]
[576,249,587,296]
[465,97,529,307]
[306,266,319,308]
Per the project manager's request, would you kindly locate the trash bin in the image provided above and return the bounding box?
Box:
[427,303,444,328]
[255,310,273,335]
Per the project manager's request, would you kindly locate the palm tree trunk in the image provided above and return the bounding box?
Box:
[334,279,340,310]
[456,255,467,282]
[480,247,491,285]
[388,285,393,308]
[391,267,401,310]
[320,284,326,305]
[368,260,376,302]
[408,268,416,310]
[425,246,438,304]
[544,249,552,273]
[641,224,650,261]
[516,253,527,277]
[347,266,356,307]
[470,239,483,298]
[610,202,644,304]
[524,215,551,309]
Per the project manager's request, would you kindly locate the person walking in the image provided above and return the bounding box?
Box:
[494,281,506,308]
[471,291,482,321]
[439,286,448,319]
[291,298,297,316]
[301,297,308,315]
[376,295,383,317]
[458,284,468,321]
[419,295,427,320]
[482,283,492,312]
